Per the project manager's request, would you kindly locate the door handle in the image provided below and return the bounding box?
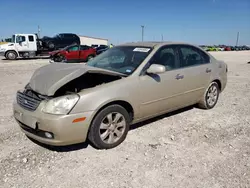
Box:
[175,74,184,80]
[206,68,212,73]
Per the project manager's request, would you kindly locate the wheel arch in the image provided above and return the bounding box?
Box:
[91,100,134,124]
[4,50,19,59]
[212,79,222,91]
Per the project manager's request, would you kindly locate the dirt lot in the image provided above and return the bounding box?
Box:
[0,52,249,188]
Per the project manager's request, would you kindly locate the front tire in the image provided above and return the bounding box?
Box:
[5,51,17,60]
[54,54,65,62]
[88,105,131,149]
[198,82,220,109]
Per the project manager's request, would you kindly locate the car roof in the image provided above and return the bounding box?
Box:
[118,41,197,48]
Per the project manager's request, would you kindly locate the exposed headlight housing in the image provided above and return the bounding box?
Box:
[42,94,79,115]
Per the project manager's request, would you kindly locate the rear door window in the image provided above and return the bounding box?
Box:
[178,45,210,68]
[28,35,34,42]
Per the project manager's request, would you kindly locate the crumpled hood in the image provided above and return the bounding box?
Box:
[29,63,125,96]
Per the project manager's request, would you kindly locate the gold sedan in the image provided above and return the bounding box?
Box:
[13,42,227,149]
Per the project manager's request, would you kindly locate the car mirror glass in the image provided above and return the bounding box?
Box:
[146,64,166,74]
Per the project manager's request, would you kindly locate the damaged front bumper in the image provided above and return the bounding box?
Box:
[13,100,95,146]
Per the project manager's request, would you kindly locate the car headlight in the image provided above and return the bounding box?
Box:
[42,94,79,115]
[0,48,6,51]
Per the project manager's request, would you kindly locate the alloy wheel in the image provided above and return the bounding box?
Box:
[206,85,218,107]
[99,112,126,144]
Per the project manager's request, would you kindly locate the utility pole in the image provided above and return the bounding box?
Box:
[236,32,239,46]
[161,34,164,42]
[141,25,144,42]
[38,25,41,38]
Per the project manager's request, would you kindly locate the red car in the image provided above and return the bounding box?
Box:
[224,47,231,51]
[49,44,96,63]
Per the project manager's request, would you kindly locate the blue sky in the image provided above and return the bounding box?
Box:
[0,0,249,45]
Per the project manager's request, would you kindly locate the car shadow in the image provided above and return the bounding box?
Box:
[129,105,194,131]
[28,105,195,152]
[27,136,89,152]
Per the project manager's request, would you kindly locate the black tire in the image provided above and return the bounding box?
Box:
[87,55,94,62]
[48,42,55,49]
[198,82,220,109]
[88,105,131,149]
[55,54,65,62]
[5,51,17,60]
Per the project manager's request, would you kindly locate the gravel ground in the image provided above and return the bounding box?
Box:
[0,52,249,188]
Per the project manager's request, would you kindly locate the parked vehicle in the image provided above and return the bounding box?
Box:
[49,44,96,63]
[13,42,227,149]
[224,46,231,51]
[96,45,109,55]
[0,34,42,60]
[0,33,80,60]
[217,45,225,51]
[206,46,218,51]
[42,33,80,50]
[245,46,250,50]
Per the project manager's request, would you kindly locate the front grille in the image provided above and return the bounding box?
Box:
[17,91,42,111]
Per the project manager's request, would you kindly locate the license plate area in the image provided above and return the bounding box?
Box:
[14,110,37,129]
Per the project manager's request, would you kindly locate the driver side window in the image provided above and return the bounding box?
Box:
[16,36,26,43]
[151,46,178,70]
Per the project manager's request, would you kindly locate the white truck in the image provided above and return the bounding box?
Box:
[0,34,48,60]
[0,33,81,60]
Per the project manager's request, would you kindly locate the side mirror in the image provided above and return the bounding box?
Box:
[146,64,166,74]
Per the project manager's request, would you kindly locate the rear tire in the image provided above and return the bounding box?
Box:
[5,51,17,60]
[198,82,220,109]
[88,105,130,149]
[87,55,94,62]
[48,42,55,49]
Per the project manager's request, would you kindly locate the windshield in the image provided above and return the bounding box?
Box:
[87,46,152,75]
